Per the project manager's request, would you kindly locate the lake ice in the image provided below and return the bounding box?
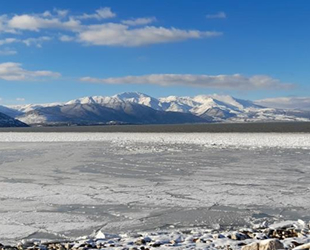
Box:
[0,133,309,244]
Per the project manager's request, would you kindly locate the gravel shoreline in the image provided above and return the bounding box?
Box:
[2,220,310,250]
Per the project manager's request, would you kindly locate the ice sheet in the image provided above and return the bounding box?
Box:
[0,133,309,244]
[0,132,310,149]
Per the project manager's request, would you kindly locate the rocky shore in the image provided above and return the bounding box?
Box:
[1,220,310,250]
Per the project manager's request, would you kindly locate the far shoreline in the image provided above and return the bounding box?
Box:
[0,121,310,133]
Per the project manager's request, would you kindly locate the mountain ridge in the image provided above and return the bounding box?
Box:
[1,92,310,126]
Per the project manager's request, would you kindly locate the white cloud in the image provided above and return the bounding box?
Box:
[8,15,59,31]
[59,35,75,42]
[206,11,226,19]
[1,8,221,47]
[0,38,18,46]
[0,36,52,47]
[0,49,17,55]
[0,62,61,81]
[22,36,51,47]
[42,11,52,18]
[16,97,25,102]
[8,14,81,31]
[0,15,17,33]
[79,24,222,46]
[80,73,294,90]
[255,97,310,110]
[54,8,69,18]
[122,17,156,26]
[77,7,116,20]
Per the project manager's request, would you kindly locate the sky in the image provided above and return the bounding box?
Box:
[0,0,309,105]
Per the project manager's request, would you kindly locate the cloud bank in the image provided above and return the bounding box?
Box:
[80,74,294,90]
[255,97,310,110]
[78,24,221,46]
[0,62,60,81]
[121,17,157,26]
[0,7,222,48]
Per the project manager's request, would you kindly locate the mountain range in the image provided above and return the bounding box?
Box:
[0,92,310,127]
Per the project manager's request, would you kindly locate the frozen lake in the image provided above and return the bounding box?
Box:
[0,133,310,244]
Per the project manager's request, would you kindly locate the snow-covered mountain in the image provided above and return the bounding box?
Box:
[114,92,163,110]
[114,92,309,122]
[1,92,310,126]
[0,105,23,118]
[15,99,206,126]
[9,102,63,113]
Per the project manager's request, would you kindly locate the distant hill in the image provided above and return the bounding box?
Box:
[0,111,29,127]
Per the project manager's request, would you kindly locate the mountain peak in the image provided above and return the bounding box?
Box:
[114,92,162,110]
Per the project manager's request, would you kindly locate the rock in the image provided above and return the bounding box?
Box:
[184,236,194,243]
[143,237,152,243]
[150,242,161,248]
[261,221,269,229]
[213,233,226,239]
[297,220,306,229]
[169,240,178,246]
[242,239,284,250]
[169,234,183,243]
[293,243,310,250]
[64,244,71,250]
[238,242,248,247]
[2,247,18,250]
[253,233,268,240]
[259,240,284,250]
[230,232,248,240]
[264,227,299,239]
[128,233,143,238]
[55,244,65,250]
[18,242,35,250]
[195,238,206,243]
[129,247,138,250]
[134,239,146,246]
[254,221,269,230]
[291,241,305,248]
[242,242,259,250]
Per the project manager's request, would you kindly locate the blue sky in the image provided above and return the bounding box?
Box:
[0,0,309,105]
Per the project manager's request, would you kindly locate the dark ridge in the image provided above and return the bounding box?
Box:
[0,122,310,133]
[0,112,29,128]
